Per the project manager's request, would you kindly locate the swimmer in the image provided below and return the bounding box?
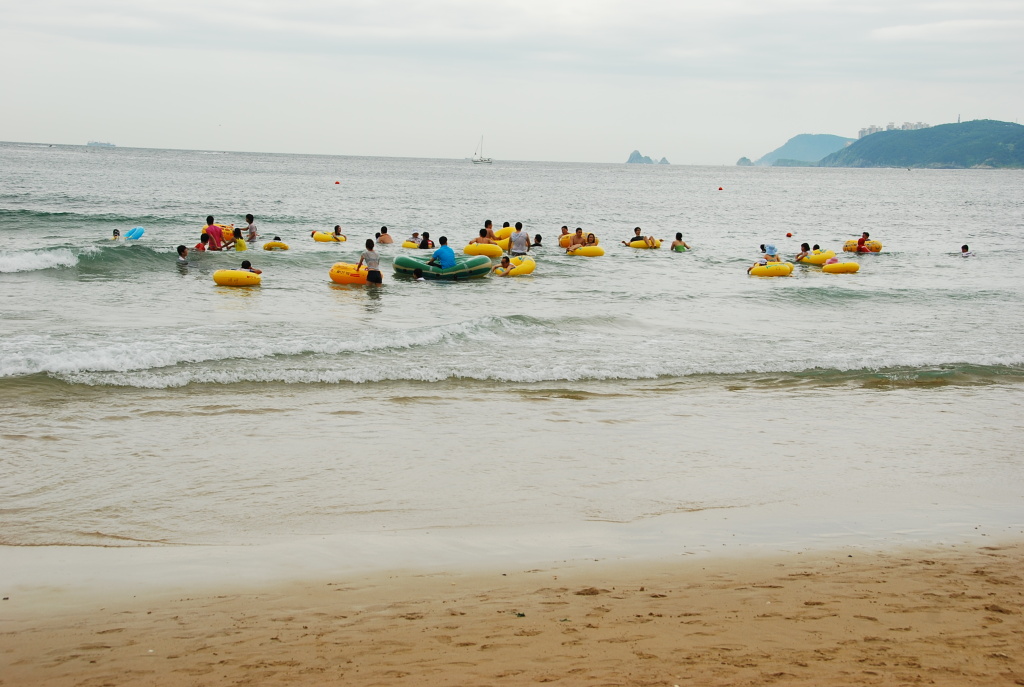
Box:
[623,227,656,248]
[231,227,247,251]
[418,231,435,249]
[378,226,394,244]
[240,259,262,275]
[243,214,258,241]
[670,233,691,252]
[469,228,497,245]
[356,238,383,284]
[811,244,821,252]
[491,256,514,277]
[194,234,210,251]
[221,227,236,251]
[204,216,225,250]
[746,255,769,274]
[961,244,974,257]
[793,243,811,262]
[559,226,570,238]
[762,244,781,262]
[483,220,497,240]
[176,245,189,263]
[413,267,426,281]
[856,231,871,252]
[567,227,587,250]
[407,231,421,244]
[531,234,543,247]
[427,236,455,269]
[332,225,347,241]
[509,222,530,256]
[112,229,121,240]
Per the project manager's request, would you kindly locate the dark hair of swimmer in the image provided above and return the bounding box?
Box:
[241,260,252,269]
[962,244,969,251]
[273,236,281,241]
[863,232,870,238]
[375,232,381,239]
[561,226,568,230]
[587,233,596,242]
[515,222,523,230]
[422,231,430,239]
[439,236,448,245]
[246,214,254,222]
[801,243,810,251]
[634,227,642,234]
[381,226,388,233]
[759,244,765,252]
[365,238,374,250]
[534,234,541,243]
[200,234,210,244]
[233,228,242,239]
[479,229,488,237]
[503,222,510,228]
[675,232,682,240]
[501,256,510,264]
[206,216,214,225]
[112,229,120,237]
[575,227,583,234]
[176,245,187,256]
[485,220,492,228]
[413,268,423,277]
[812,244,820,250]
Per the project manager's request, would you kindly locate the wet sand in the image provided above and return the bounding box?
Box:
[2,541,1023,686]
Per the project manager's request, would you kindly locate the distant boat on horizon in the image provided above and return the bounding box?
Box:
[471,137,492,164]
[87,141,116,147]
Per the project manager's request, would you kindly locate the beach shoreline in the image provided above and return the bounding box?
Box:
[3,538,1023,686]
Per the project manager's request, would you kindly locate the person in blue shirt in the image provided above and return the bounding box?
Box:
[427,236,456,269]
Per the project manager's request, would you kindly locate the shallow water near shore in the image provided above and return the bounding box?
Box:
[1,142,1023,584]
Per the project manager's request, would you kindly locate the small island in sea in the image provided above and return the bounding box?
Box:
[87,141,116,147]
[818,119,1024,168]
[627,150,669,164]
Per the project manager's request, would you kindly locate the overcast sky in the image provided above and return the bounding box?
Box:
[1,0,1021,164]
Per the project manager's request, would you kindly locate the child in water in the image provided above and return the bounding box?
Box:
[240,260,262,274]
[232,228,247,251]
[112,229,121,240]
[961,244,974,257]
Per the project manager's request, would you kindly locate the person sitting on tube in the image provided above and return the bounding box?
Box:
[623,226,657,248]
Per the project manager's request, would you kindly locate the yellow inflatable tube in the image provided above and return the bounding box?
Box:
[312,231,346,243]
[402,240,432,249]
[213,269,261,286]
[628,239,661,249]
[822,262,860,274]
[263,241,289,251]
[464,243,504,258]
[329,262,369,285]
[202,223,233,235]
[504,256,536,276]
[843,239,882,253]
[494,226,514,240]
[567,245,604,257]
[798,250,836,265]
[749,262,794,277]
[559,234,600,248]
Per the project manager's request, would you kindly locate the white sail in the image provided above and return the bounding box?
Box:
[471,136,492,164]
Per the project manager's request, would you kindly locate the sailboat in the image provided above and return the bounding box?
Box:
[471,136,492,164]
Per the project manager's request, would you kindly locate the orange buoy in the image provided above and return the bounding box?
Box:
[718,187,723,190]
[334,181,340,184]
[786,232,793,237]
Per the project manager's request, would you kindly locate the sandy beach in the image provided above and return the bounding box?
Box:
[3,541,1022,686]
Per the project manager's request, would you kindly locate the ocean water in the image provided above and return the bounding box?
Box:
[1,142,1023,570]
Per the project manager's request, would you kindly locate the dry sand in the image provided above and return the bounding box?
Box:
[2,541,1023,686]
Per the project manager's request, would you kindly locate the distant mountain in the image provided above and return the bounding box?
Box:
[736,157,754,166]
[818,120,1024,169]
[755,134,854,166]
[627,150,669,164]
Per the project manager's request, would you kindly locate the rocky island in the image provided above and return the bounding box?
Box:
[627,150,669,164]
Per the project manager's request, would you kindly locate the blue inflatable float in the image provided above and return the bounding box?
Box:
[124,227,145,240]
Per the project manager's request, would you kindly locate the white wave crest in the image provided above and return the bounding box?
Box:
[0,248,79,273]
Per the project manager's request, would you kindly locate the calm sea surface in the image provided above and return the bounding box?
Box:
[1,142,1022,569]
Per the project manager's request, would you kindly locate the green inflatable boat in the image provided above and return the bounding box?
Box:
[393,254,492,280]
